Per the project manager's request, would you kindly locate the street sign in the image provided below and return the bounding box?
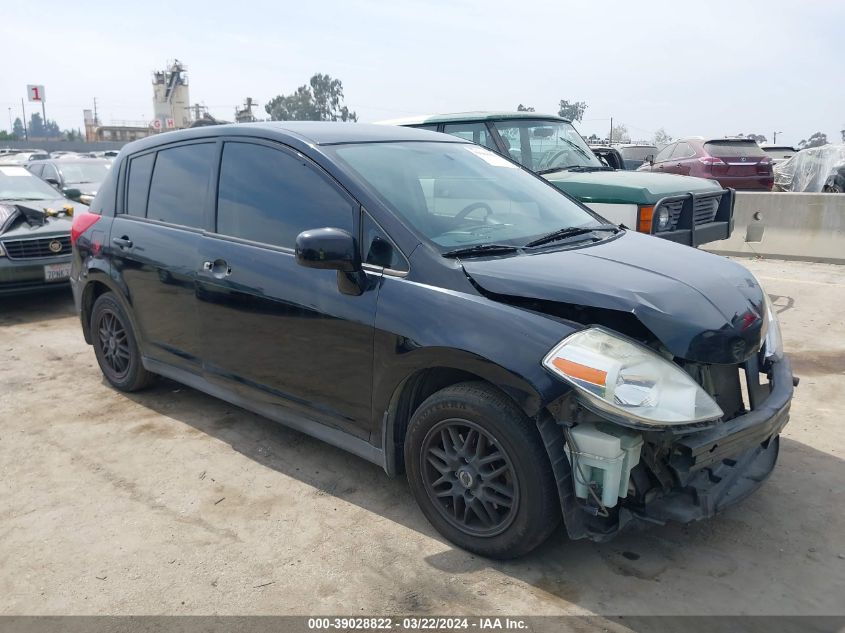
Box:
[27,85,45,102]
[165,117,175,129]
[151,119,162,131]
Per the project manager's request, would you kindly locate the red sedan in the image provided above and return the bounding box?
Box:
[639,138,774,190]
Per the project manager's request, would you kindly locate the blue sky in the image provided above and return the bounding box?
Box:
[1,0,842,146]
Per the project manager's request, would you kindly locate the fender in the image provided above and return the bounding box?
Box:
[76,256,140,350]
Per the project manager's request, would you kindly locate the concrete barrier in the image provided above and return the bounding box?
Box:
[704,192,845,264]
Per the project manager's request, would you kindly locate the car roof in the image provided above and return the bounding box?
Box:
[378,111,571,126]
[122,122,463,155]
[42,157,112,163]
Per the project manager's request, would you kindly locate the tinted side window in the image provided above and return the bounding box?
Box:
[28,163,44,177]
[216,142,353,248]
[442,123,497,150]
[42,164,59,182]
[147,143,215,227]
[125,152,156,217]
[654,143,675,162]
[363,212,407,272]
[671,142,694,159]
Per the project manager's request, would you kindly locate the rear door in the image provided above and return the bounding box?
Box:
[109,141,215,374]
[197,139,378,439]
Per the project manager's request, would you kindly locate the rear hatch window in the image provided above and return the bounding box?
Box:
[705,141,768,175]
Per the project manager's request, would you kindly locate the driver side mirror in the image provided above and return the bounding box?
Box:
[45,177,61,188]
[295,227,365,296]
[295,227,359,272]
[64,188,82,201]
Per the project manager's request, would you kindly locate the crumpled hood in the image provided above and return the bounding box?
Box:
[543,169,721,205]
[0,198,83,238]
[461,231,766,364]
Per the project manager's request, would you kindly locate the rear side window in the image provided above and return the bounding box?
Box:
[704,141,765,157]
[620,147,656,161]
[88,161,119,215]
[125,153,155,217]
[216,142,354,248]
[147,143,215,228]
[28,163,44,177]
[670,142,695,159]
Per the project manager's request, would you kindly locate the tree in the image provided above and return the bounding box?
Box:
[798,132,828,149]
[12,117,25,139]
[265,73,357,122]
[557,99,588,122]
[840,127,844,143]
[27,113,61,138]
[0,131,14,140]
[64,128,84,141]
[516,104,534,112]
[610,122,631,143]
[744,133,767,144]
[653,128,673,146]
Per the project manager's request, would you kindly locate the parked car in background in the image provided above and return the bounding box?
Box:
[386,112,734,248]
[27,157,112,205]
[761,145,799,165]
[639,137,774,190]
[617,144,658,170]
[71,122,793,559]
[49,150,80,159]
[0,164,86,294]
[774,144,845,193]
[587,145,625,170]
[0,150,48,164]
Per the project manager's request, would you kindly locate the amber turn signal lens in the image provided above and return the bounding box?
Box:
[637,206,654,233]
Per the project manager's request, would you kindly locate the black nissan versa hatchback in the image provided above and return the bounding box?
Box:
[71,122,794,559]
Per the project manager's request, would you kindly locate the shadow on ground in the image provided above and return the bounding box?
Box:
[120,375,844,616]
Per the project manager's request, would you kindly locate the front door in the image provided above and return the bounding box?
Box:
[109,142,215,373]
[197,140,378,439]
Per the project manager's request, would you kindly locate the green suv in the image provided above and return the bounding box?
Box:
[390,112,734,247]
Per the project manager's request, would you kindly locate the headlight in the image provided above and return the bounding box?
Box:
[761,287,783,359]
[543,327,723,426]
[655,207,671,232]
[0,242,5,257]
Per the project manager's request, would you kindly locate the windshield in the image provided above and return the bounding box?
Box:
[57,161,111,184]
[619,146,656,161]
[0,166,64,201]
[332,141,601,250]
[489,119,602,172]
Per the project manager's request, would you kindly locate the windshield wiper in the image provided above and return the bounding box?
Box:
[538,164,613,175]
[523,224,619,249]
[441,243,520,258]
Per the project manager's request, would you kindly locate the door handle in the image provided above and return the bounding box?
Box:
[203,259,232,278]
[658,165,664,170]
[112,236,133,249]
[676,162,682,167]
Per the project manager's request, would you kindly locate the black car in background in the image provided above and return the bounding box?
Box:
[71,123,794,558]
[27,157,112,205]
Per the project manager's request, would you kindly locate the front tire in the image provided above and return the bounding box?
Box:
[405,382,560,559]
[90,292,154,392]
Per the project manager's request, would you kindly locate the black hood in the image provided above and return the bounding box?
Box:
[461,231,766,365]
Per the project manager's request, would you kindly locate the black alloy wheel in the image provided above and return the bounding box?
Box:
[422,419,519,537]
[90,292,155,392]
[97,309,130,379]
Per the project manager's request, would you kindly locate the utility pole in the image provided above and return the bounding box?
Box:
[773,131,782,144]
[20,98,27,140]
[93,97,99,125]
[7,107,11,134]
[609,117,613,144]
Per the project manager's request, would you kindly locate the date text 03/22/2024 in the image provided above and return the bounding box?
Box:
[306,617,528,630]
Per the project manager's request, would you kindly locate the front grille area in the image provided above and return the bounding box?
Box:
[658,194,722,231]
[693,196,719,224]
[1,235,71,260]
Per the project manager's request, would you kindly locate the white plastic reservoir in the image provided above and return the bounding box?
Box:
[564,422,643,508]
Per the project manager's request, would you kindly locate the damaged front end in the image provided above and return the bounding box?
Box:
[538,320,794,542]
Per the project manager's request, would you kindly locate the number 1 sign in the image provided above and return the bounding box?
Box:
[27,85,46,102]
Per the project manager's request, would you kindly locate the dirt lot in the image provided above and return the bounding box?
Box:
[1,257,843,616]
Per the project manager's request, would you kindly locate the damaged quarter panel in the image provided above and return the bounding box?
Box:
[460,230,766,364]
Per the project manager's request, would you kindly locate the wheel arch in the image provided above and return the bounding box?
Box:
[79,272,139,347]
[379,356,545,478]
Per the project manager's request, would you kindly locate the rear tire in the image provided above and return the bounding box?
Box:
[90,292,154,392]
[405,382,560,559]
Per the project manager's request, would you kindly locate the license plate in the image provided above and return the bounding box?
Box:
[44,263,71,281]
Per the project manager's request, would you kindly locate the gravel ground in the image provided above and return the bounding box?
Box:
[0,257,843,616]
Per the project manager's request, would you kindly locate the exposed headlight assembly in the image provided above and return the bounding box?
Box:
[760,284,783,360]
[543,327,723,427]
